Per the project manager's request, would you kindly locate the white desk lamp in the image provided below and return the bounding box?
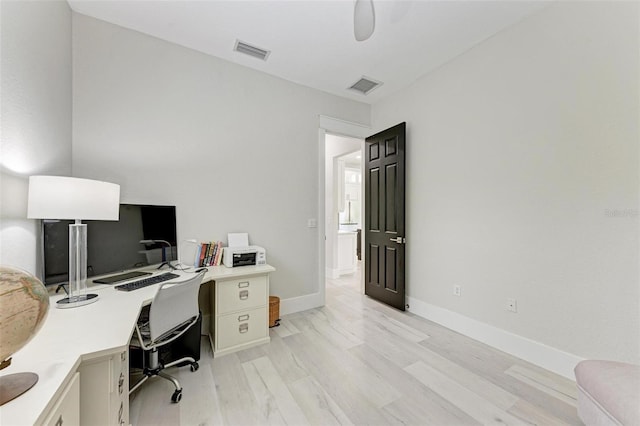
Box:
[27,176,120,308]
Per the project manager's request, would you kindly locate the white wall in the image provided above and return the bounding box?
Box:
[71,13,370,300]
[372,1,639,368]
[0,0,72,275]
[325,134,361,278]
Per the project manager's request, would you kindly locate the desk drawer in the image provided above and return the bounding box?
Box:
[216,275,267,314]
[44,372,80,426]
[216,306,267,350]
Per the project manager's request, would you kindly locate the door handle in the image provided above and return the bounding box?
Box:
[390,236,405,244]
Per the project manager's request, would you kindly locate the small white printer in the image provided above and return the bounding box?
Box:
[223,246,266,268]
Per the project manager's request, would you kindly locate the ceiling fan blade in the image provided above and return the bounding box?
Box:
[354,0,375,41]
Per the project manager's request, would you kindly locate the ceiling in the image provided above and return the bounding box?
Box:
[340,150,362,166]
[66,0,549,105]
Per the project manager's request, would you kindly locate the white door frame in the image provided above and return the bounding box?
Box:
[318,116,371,306]
[278,116,370,316]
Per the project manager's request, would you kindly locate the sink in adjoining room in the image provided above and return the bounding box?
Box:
[337,229,358,275]
[339,224,359,232]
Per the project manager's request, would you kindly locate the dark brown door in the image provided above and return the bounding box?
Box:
[364,122,406,311]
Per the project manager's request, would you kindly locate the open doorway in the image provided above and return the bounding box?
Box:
[324,134,364,294]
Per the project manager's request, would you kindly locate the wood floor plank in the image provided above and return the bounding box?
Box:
[261,331,310,384]
[508,399,575,426]
[330,295,431,344]
[366,309,431,343]
[348,318,425,368]
[349,344,480,425]
[211,352,264,425]
[235,340,269,363]
[285,323,402,408]
[272,317,300,338]
[131,265,581,426]
[382,397,481,426]
[305,310,364,350]
[418,336,580,424]
[176,344,224,426]
[323,295,366,323]
[282,332,400,424]
[242,356,309,425]
[288,376,354,426]
[129,371,182,426]
[404,360,526,425]
[505,365,577,406]
[414,344,520,410]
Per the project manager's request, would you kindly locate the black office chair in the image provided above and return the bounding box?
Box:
[129,271,205,403]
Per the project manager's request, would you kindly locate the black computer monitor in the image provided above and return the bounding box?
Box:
[41,204,177,286]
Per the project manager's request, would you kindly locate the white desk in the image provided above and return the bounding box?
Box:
[0,264,275,426]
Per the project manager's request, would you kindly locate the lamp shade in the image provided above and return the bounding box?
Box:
[27,176,120,220]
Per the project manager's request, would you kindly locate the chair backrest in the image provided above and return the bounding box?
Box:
[148,271,205,343]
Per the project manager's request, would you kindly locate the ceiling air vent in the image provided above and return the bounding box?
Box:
[234,40,270,61]
[348,76,383,95]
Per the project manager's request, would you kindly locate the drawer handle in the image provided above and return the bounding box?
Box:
[239,323,249,333]
[118,372,124,394]
[118,401,124,424]
[239,290,249,300]
[238,314,250,322]
[238,281,250,288]
[55,415,64,426]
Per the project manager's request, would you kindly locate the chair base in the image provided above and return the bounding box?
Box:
[129,349,199,403]
[129,308,203,403]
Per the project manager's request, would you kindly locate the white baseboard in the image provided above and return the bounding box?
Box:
[280,292,324,316]
[326,268,340,280]
[326,267,357,279]
[407,296,583,380]
[339,266,356,275]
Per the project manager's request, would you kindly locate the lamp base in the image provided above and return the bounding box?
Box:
[56,293,99,309]
[157,261,177,270]
[0,372,38,406]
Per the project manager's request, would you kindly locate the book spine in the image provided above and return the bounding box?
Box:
[206,242,214,266]
[211,242,218,266]
[211,243,218,267]
[199,243,207,267]
[214,241,223,266]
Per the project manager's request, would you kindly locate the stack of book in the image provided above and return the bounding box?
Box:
[196,241,223,267]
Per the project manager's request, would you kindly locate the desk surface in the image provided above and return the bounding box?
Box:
[0,264,275,426]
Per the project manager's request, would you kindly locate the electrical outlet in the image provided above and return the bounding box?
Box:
[453,285,461,297]
[506,298,517,312]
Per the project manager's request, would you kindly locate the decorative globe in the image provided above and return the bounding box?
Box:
[0,266,49,368]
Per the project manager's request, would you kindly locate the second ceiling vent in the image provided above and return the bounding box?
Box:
[234,40,271,61]
[348,76,383,95]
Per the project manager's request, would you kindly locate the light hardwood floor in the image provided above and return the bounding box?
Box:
[130,265,581,425]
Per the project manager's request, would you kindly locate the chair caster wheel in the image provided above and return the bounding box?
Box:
[171,389,182,403]
[190,362,199,372]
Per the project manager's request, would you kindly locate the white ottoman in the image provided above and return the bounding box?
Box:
[574,360,640,425]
